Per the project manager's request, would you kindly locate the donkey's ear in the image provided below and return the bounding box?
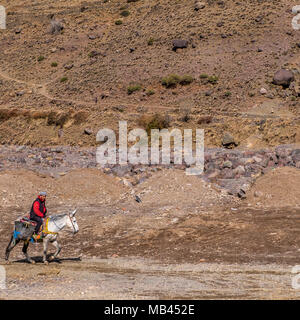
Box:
[71,209,77,216]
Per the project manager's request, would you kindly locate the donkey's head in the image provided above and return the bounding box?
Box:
[66,209,79,234]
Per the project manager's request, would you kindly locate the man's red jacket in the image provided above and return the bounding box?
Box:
[30,196,47,218]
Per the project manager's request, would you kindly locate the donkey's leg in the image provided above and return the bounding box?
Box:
[49,239,61,261]
[22,240,35,264]
[43,237,50,264]
[5,235,20,263]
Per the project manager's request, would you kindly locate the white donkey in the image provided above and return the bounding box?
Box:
[5,209,79,264]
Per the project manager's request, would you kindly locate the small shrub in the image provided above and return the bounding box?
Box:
[139,113,171,134]
[37,55,45,62]
[51,62,58,67]
[162,74,194,88]
[146,89,155,96]
[147,38,155,46]
[127,84,142,94]
[161,74,181,88]
[224,91,231,97]
[200,73,208,79]
[73,111,88,124]
[179,108,191,122]
[115,20,123,25]
[178,75,194,85]
[60,76,68,83]
[207,75,219,84]
[47,111,68,128]
[120,10,130,17]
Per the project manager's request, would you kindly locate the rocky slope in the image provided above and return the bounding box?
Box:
[0,0,299,147]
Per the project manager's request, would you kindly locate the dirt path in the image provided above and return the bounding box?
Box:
[0,258,299,300]
[0,67,293,119]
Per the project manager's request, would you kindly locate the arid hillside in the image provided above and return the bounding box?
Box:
[0,0,299,147]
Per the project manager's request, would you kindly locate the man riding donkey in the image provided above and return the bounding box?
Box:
[30,191,47,240]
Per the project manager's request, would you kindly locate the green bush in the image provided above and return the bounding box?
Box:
[60,76,68,83]
[127,84,142,94]
[115,20,123,25]
[200,73,208,79]
[161,74,181,88]
[147,38,155,46]
[207,75,219,84]
[162,74,194,88]
[51,62,58,67]
[178,75,194,85]
[120,10,130,17]
[146,89,155,96]
[37,56,45,62]
[139,113,171,134]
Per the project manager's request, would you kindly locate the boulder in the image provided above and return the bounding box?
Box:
[172,40,188,52]
[222,132,237,148]
[273,69,294,87]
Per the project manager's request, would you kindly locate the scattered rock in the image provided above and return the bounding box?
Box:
[260,88,267,95]
[84,128,93,135]
[194,2,205,10]
[222,132,237,148]
[49,19,64,34]
[172,40,188,52]
[273,69,294,87]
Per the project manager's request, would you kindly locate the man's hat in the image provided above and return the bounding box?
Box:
[39,191,47,196]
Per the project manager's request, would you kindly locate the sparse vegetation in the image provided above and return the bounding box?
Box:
[60,76,68,83]
[161,74,181,88]
[37,56,45,62]
[47,111,68,128]
[147,38,155,46]
[146,89,155,96]
[162,74,194,88]
[115,20,123,25]
[179,108,191,122]
[139,113,171,134]
[207,75,219,84]
[200,74,208,79]
[51,62,58,67]
[127,84,142,95]
[120,10,130,17]
[178,75,194,85]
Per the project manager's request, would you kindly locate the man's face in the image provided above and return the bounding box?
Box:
[40,195,46,201]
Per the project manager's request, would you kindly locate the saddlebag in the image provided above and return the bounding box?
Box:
[14,221,36,240]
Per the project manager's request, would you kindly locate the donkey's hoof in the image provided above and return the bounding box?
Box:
[5,260,11,265]
[49,255,55,261]
[29,260,36,265]
[44,260,49,265]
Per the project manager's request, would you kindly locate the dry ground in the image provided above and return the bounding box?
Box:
[0,167,299,299]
